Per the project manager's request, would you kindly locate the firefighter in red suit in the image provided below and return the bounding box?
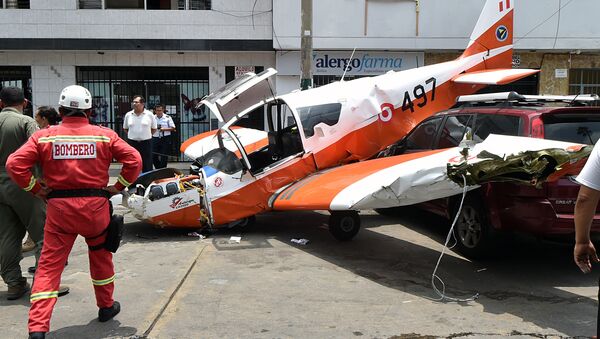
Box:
[6,85,142,339]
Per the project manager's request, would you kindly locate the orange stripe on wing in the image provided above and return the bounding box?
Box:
[273,149,447,211]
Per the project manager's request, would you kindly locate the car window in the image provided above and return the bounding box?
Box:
[437,115,473,148]
[405,117,442,150]
[472,114,521,142]
[297,103,342,137]
[544,114,600,145]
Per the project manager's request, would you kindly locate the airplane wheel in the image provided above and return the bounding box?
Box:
[329,211,360,241]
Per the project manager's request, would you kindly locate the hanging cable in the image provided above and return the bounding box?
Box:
[429,174,479,303]
[514,0,574,45]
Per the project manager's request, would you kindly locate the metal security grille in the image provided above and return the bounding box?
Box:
[77,66,209,161]
[0,66,32,116]
[569,69,600,95]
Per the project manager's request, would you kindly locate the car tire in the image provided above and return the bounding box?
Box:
[329,211,361,241]
[451,196,495,259]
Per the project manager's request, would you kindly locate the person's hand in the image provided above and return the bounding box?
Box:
[35,186,51,200]
[103,185,121,196]
[35,179,51,200]
[574,241,599,273]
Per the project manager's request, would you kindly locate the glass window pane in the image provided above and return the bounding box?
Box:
[437,115,473,148]
[189,0,211,10]
[147,0,176,10]
[5,0,29,8]
[544,115,600,145]
[79,0,102,9]
[472,114,521,142]
[297,103,342,138]
[405,117,442,150]
[106,0,143,9]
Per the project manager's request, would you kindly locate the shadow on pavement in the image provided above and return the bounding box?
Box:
[47,320,137,339]
[244,209,596,337]
[114,207,596,336]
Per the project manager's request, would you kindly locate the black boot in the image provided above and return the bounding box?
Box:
[98,301,120,322]
[28,332,45,339]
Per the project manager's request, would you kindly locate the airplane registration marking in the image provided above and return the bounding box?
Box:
[378,77,437,121]
[402,77,437,113]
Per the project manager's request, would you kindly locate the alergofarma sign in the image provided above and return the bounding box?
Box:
[313,51,424,76]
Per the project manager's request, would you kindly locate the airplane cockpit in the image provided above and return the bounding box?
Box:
[245,99,304,175]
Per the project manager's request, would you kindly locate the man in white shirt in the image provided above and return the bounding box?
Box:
[122,95,156,172]
[152,104,176,169]
[574,139,600,339]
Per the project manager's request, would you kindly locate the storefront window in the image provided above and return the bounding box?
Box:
[0,66,32,116]
[569,69,600,95]
[77,66,209,161]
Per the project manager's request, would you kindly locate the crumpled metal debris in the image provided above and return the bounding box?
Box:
[187,232,206,239]
[448,144,592,188]
[291,238,310,245]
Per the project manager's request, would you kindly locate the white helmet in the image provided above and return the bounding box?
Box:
[58,85,92,110]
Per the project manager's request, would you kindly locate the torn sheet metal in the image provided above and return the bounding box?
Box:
[447,137,591,188]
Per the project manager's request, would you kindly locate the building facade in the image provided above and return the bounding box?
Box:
[0,0,599,160]
[273,0,600,96]
[0,0,274,159]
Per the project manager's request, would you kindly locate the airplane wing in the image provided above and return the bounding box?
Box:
[181,126,268,160]
[271,135,591,211]
[452,69,539,85]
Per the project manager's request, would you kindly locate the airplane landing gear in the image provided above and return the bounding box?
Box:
[328,211,360,241]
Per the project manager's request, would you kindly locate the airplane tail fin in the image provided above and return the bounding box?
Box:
[460,0,514,69]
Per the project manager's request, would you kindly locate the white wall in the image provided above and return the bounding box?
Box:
[274,0,600,51]
[0,0,272,40]
[0,51,275,108]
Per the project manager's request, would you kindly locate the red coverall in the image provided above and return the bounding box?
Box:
[5,116,141,333]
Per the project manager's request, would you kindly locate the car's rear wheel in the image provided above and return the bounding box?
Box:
[452,196,495,259]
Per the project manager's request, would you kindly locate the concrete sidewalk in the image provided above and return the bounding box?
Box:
[1,176,598,338]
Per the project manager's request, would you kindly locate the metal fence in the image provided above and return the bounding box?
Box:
[0,66,33,116]
[570,69,600,95]
[77,66,210,161]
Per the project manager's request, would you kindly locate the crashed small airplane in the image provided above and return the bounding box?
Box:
[119,0,590,240]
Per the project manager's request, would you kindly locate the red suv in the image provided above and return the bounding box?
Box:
[380,92,600,258]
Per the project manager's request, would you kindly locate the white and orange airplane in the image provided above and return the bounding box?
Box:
[119,0,587,239]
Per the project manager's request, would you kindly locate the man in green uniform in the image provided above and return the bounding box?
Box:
[0,86,45,300]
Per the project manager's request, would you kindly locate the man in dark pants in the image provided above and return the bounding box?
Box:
[0,87,45,300]
[574,138,600,338]
[122,95,156,173]
[152,104,176,169]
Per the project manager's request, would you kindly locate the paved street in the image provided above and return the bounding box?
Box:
[1,166,597,338]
